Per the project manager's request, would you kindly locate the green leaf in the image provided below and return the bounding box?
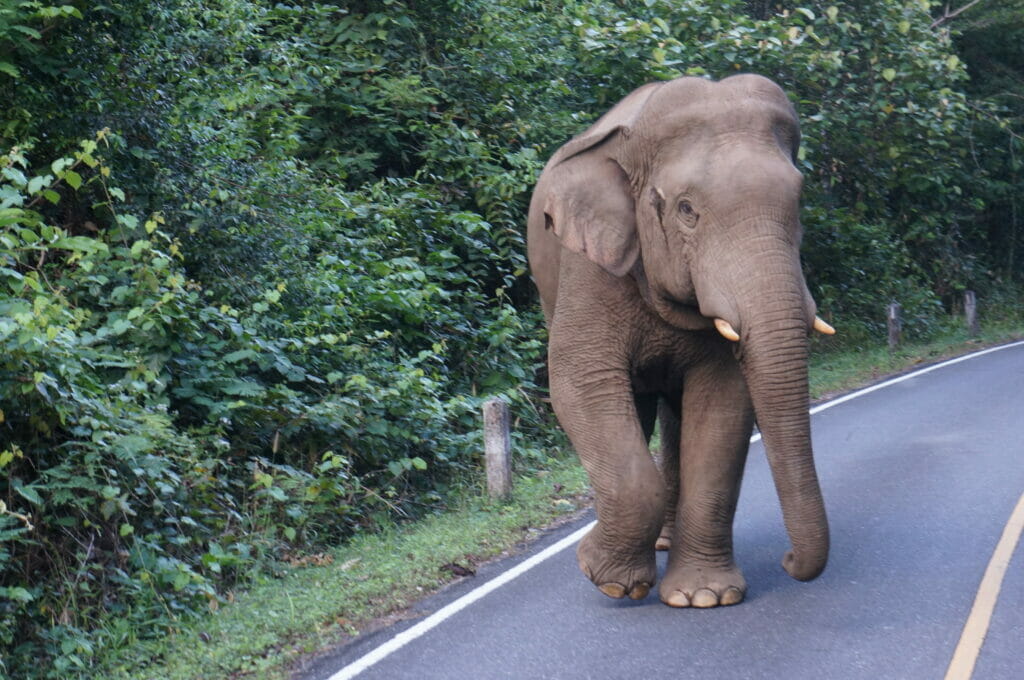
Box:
[108,318,133,335]
[15,484,42,506]
[12,25,41,40]
[63,170,82,190]
[119,523,134,537]
[0,208,25,227]
[221,379,264,396]
[27,175,50,195]
[0,62,19,78]
[881,68,896,82]
[99,499,115,520]
[224,349,258,363]
[2,587,33,603]
[130,239,150,257]
[52,236,107,254]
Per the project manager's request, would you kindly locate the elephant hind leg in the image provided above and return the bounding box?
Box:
[655,397,681,551]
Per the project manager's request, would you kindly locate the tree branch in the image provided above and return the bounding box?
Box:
[931,0,985,29]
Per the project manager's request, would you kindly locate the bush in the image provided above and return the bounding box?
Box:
[0,137,552,676]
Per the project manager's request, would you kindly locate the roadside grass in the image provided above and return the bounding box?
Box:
[808,320,1024,401]
[102,459,591,680]
[100,322,1022,680]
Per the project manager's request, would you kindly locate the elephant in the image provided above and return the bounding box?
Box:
[526,74,835,608]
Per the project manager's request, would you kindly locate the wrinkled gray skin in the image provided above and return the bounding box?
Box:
[527,74,829,608]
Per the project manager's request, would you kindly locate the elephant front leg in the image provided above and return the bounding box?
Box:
[549,362,666,601]
[659,358,755,608]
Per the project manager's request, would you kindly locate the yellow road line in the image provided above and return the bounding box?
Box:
[944,490,1024,680]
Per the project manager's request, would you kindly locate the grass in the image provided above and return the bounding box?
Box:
[808,319,1024,401]
[101,459,591,680]
[98,320,1023,680]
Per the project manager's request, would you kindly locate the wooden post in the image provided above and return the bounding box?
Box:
[888,302,902,350]
[964,290,979,337]
[483,397,512,499]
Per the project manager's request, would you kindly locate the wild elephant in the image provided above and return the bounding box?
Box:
[527,74,834,608]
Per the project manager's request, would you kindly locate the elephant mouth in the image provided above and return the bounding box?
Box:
[653,293,715,331]
[630,264,713,331]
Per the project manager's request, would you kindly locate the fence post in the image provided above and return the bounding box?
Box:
[483,397,512,499]
[888,302,902,350]
[964,290,979,337]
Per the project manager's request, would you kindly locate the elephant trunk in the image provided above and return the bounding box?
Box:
[731,247,829,582]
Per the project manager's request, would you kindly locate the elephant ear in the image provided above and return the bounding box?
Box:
[541,82,661,278]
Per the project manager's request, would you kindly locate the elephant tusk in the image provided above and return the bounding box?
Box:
[813,316,836,336]
[714,318,740,342]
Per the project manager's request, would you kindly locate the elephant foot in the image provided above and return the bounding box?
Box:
[658,563,746,608]
[655,518,674,551]
[577,524,656,601]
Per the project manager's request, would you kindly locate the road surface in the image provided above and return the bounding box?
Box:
[302,341,1024,680]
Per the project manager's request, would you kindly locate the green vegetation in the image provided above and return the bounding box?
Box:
[0,1,1021,677]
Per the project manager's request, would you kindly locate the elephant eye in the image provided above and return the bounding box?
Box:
[677,200,699,228]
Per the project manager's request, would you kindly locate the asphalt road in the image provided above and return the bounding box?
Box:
[302,341,1024,680]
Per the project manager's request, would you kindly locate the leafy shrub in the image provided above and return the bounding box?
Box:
[0,136,551,676]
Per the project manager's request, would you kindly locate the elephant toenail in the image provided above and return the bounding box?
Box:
[664,590,691,608]
[720,586,744,606]
[629,583,650,600]
[598,583,627,598]
[691,588,718,608]
[655,536,671,551]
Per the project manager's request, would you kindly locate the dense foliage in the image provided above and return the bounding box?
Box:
[1,1,1021,676]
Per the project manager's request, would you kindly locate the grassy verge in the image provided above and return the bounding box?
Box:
[100,322,1022,680]
[808,320,1024,401]
[102,459,591,680]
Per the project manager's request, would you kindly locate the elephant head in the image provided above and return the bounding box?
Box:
[532,74,832,581]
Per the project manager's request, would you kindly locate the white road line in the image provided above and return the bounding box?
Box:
[327,521,597,680]
[944,490,1024,680]
[332,339,1024,679]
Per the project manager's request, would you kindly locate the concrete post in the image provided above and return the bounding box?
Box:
[483,397,512,499]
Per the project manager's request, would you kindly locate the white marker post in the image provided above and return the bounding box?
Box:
[888,302,902,350]
[964,290,979,337]
[483,397,512,499]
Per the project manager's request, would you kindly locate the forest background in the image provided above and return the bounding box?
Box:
[1,1,1022,677]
